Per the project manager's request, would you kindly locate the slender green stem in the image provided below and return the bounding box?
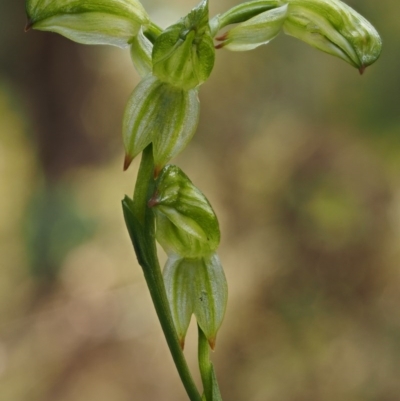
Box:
[198,325,223,401]
[198,325,213,401]
[123,145,202,401]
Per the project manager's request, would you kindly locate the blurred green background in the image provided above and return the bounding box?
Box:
[1,1,399,400]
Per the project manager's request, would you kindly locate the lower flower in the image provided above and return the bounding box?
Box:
[163,253,228,350]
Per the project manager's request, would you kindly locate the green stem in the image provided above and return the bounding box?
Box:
[198,325,213,401]
[198,325,223,401]
[123,145,202,401]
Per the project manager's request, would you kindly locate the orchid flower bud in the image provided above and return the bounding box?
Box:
[284,0,382,72]
[215,4,288,51]
[25,0,149,48]
[149,165,220,258]
[163,253,228,349]
[152,0,215,90]
[123,76,200,171]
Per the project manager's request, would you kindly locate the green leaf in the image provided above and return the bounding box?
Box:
[150,165,220,258]
[123,76,200,171]
[152,0,215,90]
[210,365,223,401]
[216,4,288,51]
[122,196,150,268]
[284,0,382,71]
[26,0,149,47]
[163,254,228,350]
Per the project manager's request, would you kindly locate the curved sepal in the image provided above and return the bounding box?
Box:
[216,4,288,51]
[130,27,153,77]
[163,255,195,348]
[25,0,149,48]
[123,76,159,166]
[210,0,282,37]
[152,89,199,171]
[123,77,200,171]
[149,165,220,258]
[284,0,382,72]
[192,254,228,350]
[152,0,215,90]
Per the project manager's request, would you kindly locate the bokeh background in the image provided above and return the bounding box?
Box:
[1,1,399,400]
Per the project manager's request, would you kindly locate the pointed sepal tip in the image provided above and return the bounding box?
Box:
[123,154,133,171]
[25,19,33,32]
[208,336,216,351]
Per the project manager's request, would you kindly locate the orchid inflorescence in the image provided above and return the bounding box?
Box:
[25,0,381,399]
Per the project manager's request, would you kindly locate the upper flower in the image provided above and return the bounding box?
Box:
[152,0,215,90]
[213,0,382,72]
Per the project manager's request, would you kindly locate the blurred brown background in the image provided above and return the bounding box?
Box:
[1,0,399,400]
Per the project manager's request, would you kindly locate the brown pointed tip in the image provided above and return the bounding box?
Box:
[154,165,162,179]
[215,43,225,50]
[147,193,159,208]
[359,65,366,75]
[179,337,185,350]
[25,19,33,32]
[208,337,216,351]
[123,154,133,171]
[215,33,228,42]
